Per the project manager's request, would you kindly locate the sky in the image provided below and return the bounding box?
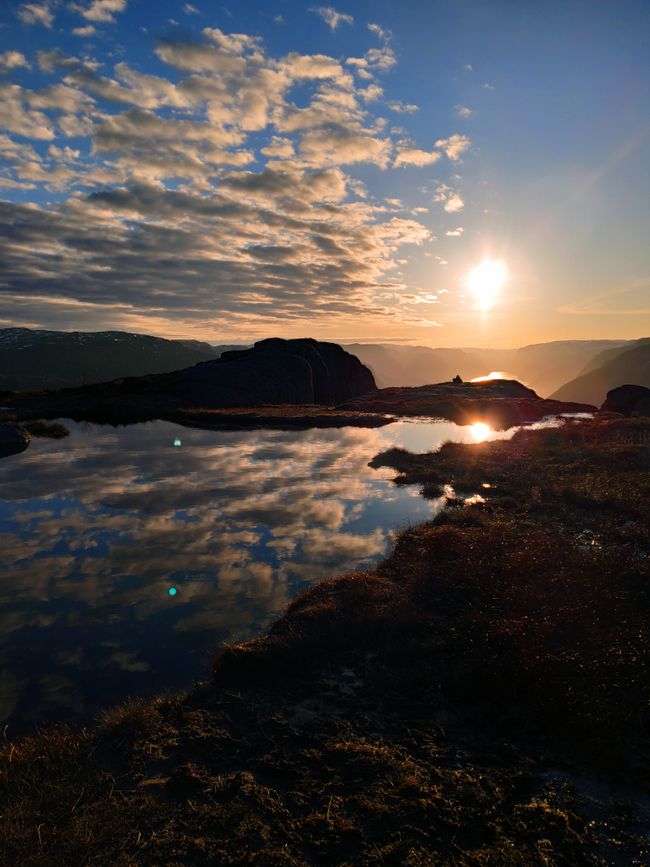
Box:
[0,0,648,347]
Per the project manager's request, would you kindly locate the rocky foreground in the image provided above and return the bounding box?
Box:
[1,416,648,865]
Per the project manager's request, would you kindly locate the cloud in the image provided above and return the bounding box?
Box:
[368,22,391,42]
[65,63,189,109]
[0,51,31,72]
[435,133,471,160]
[183,2,199,13]
[455,105,474,118]
[69,0,127,23]
[72,24,96,35]
[26,82,94,113]
[433,184,464,213]
[202,26,262,54]
[311,6,353,31]
[365,46,396,71]
[394,147,440,167]
[359,84,383,102]
[387,100,418,114]
[280,52,345,80]
[482,82,494,90]
[0,23,465,336]
[443,194,463,213]
[16,2,54,27]
[0,83,56,139]
[445,227,464,237]
[260,136,295,159]
[155,39,248,74]
[299,124,392,168]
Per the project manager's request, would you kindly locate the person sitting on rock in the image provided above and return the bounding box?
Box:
[452,374,463,384]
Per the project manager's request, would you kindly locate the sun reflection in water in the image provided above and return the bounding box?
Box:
[470,421,491,442]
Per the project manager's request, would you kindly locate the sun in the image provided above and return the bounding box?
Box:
[465,258,508,310]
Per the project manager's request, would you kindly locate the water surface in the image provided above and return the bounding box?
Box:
[0,417,521,732]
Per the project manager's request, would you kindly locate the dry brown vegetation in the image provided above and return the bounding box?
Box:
[0,416,648,864]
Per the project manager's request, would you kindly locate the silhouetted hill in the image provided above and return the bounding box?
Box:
[551,340,650,405]
[0,328,221,391]
[601,384,650,416]
[343,340,630,397]
[5,338,377,422]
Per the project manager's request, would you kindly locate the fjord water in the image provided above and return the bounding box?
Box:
[0,418,516,733]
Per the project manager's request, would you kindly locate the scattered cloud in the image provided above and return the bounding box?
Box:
[394,147,440,168]
[16,2,54,27]
[72,24,96,35]
[433,184,464,213]
[435,133,471,160]
[387,100,418,114]
[69,0,127,24]
[368,22,391,42]
[0,51,31,71]
[455,105,474,118]
[359,84,383,102]
[445,227,464,237]
[311,6,353,31]
[481,82,494,90]
[183,3,200,13]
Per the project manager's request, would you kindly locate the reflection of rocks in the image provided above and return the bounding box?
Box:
[0,423,30,458]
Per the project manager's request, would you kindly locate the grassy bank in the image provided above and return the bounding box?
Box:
[0,417,648,864]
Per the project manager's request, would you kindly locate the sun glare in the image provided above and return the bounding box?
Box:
[465,259,508,310]
[470,421,491,442]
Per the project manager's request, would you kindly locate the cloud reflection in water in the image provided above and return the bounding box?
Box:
[0,417,508,731]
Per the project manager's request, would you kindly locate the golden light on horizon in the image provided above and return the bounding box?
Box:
[470,370,510,382]
[465,259,508,311]
[470,421,491,442]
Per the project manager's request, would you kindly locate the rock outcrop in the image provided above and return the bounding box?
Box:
[5,338,377,422]
[601,384,650,416]
[0,423,30,458]
[340,379,595,429]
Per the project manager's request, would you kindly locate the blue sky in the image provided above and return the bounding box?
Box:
[0,0,648,346]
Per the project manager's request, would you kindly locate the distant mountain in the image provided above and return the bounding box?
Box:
[0,328,221,392]
[343,339,631,397]
[550,339,650,405]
